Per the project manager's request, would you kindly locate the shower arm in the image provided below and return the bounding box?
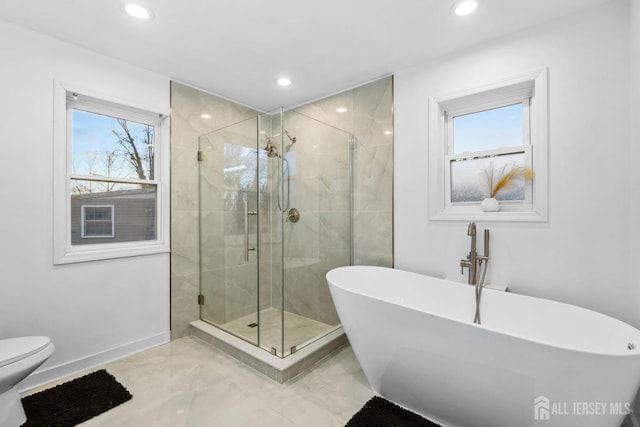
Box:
[284,129,297,144]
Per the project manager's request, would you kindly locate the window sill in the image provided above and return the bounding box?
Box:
[54,242,170,265]
[430,210,547,222]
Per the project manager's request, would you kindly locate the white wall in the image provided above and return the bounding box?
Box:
[395,0,638,326]
[630,0,640,327]
[0,20,171,389]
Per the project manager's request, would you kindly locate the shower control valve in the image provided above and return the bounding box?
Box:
[287,208,300,223]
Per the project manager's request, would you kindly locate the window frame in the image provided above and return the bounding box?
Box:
[445,98,532,210]
[53,81,170,264]
[428,69,549,222]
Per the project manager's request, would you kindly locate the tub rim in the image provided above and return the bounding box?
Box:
[327,265,640,358]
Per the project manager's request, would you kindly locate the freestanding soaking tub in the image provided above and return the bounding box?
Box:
[327,266,640,427]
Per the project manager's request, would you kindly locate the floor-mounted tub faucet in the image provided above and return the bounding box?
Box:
[460,223,478,285]
[460,222,490,324]
[460,222,489,286]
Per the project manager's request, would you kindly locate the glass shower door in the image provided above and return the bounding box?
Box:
[278,109,353,356]
[198,110,354,359]
[199,117,265,346]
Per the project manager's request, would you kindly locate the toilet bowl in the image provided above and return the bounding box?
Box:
[0,336,55,427]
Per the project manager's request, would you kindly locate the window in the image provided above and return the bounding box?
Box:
[53,82,170,264]
[447,102,531,205]
[81,205,114,239]
[428,69,548,221]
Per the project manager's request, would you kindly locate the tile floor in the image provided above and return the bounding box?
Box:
[26,336,374,426]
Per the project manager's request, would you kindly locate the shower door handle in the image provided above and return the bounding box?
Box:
[243,199,257,261]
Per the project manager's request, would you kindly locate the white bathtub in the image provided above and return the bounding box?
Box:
[327,266,640,427]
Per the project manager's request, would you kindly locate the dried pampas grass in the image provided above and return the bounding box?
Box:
[484,162,534,198]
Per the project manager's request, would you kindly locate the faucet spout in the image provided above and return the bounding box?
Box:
[467,222,477,255]
[463,222,477,285]
[467,222,476,236]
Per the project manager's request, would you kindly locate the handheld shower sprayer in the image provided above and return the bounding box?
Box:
[262,130,297,212]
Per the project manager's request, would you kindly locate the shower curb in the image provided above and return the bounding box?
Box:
[189,320,348,383]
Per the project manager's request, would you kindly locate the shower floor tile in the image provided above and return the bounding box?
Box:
[220,308,337,356]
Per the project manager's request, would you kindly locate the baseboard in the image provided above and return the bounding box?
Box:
[17,331,170,393]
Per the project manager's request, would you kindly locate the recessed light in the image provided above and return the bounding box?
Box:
[125,4,152,20]
[277,77,292,87]
[384,130,393,135]
[200,113,211,119]
[452,0,479,16]
[336,107,348,113]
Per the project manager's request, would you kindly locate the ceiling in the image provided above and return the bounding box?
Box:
[0,0,612,111]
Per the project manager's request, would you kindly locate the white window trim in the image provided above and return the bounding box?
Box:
[81,205,115,238]
[53,80,170,264]
[428,68,549,222]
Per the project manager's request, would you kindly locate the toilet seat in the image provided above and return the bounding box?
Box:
[0,337,52,368]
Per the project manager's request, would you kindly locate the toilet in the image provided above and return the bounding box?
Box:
[0,336,55,427]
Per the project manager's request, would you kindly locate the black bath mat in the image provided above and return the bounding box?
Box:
[21,369,132,427]
[346,396,442,427]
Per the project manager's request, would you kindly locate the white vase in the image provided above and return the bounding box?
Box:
[481,198,499,212]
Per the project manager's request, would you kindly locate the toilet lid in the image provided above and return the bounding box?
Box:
[0,336,52,368]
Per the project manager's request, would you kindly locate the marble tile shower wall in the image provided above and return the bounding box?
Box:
[170,77,393,339]
[170,82,258,338]
[198,137,225,325]
[294,77,393,267]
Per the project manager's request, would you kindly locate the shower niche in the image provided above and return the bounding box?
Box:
[197,108,353,364]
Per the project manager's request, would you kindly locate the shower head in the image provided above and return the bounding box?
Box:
[262,133,278,158]
[263,139,280,158]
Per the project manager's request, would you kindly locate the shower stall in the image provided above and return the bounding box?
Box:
[198,108,353,360]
